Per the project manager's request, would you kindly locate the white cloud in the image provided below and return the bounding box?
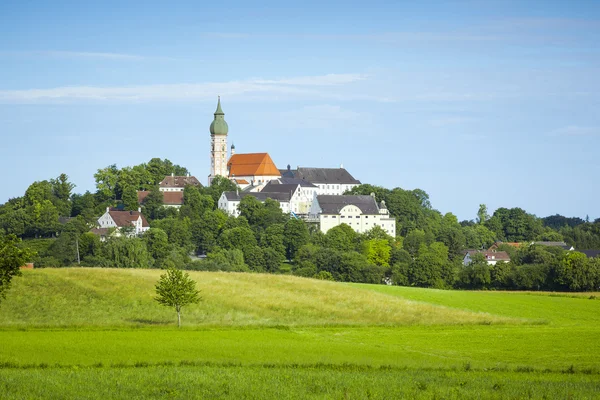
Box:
[0,50,145,60]
[0,74,374,103]
[551,126,599,137]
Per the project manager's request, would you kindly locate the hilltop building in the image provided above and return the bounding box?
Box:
[227,153,281,190]
[308,194,396,236]
[159,174,202,192]
[207,98,384,234]
[280,165,361,195]
[95,207,150,237]
[463,250,511,266]
[208,97,229,185]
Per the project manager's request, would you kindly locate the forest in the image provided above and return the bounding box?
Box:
[1,157,599,291]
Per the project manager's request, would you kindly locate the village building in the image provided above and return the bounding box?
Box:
[137,190,185,208]
[308,194,396,236]
[227,152,281,190]
[95,207,150,237]
[218,190,296,217]
[208,97,230,185]
[280,165,361,196]
[159,174,202,192]
[463,250,511,266]
[261,179,318,215]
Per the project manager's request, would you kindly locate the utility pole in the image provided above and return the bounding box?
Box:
[75,236,81,265]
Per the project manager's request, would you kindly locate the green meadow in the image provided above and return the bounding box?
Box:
[1,268,599,399]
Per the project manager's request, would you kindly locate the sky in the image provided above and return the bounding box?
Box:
[0,0,599,221]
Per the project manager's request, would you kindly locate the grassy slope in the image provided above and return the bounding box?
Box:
[347,283,600,326]
[1,269,600,399]
[0,268,517,328]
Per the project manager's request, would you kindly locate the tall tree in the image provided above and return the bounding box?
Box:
[477,204,489,224]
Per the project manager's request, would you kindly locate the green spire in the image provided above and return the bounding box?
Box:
[214,95,224,115]
[210,96,228,135]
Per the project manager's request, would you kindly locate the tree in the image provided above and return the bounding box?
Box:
[154,267,201,327]
[477,204,489,224]
[142,185,164,220]
[0,234,33,304]
[143,228,171,267]
[94,164,119,199]
[283,218,310,260]
[121,185,139,211]
[180,186,213,219]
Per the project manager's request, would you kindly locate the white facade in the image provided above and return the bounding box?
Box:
[218,191,297,217]
[308,196,396,236]
[462,251,511,266]
[97,208,149,236]
[313,183,360,196]
[209,134,228,184]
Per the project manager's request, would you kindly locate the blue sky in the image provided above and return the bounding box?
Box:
[1,0,599,221]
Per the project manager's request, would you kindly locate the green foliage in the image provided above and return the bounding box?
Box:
[485,207,543,242]
[104,237,150,269]
[557,252,599,291]
[143,228,171,266]
[154,267,201,327]
[325,224,357,252]
[283,218,309,261]
[362,238,391,267]
[180,186,213,220]
[0,234,33,304]
[203,248,248,272]
[121,186,139,211]
[141,185,164,221]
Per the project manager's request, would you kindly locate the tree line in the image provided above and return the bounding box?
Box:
[1,158,599,292]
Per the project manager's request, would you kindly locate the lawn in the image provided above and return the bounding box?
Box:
[0,268,598,399]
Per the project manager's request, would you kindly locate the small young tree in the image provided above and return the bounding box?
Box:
[154,267,201,327]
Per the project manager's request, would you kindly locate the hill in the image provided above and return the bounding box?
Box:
[0,268,522,328]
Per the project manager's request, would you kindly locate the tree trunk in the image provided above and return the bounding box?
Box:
[177,308,181,328]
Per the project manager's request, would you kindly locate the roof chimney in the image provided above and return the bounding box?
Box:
[171,172,174,177]
[106,207,110,213]
[138,207,142,213]
[340,163,344,169]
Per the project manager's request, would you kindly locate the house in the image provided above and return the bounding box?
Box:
[308,194,396,236]
[532,241,574,251]
[578,250,600,259]
[280,165,361,195]
[463,250,511,266]
[218,190,295,217]
[137,190,185,208]
[261,179,318,215]
[96,207,150,236]
[227,153,281,190]
[159,174,202,192]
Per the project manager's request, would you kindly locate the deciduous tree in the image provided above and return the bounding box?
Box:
[154,267,201,327]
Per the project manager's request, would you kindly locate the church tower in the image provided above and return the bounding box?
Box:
[208,97,229,185]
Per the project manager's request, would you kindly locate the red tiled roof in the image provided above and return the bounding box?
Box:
[137,191,184,206]
[235,179,249,184]
[465,250,511,262]
[108,210,149,227]
[227,153,281,177]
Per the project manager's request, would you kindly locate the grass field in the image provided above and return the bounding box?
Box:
[1,268,599,399]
